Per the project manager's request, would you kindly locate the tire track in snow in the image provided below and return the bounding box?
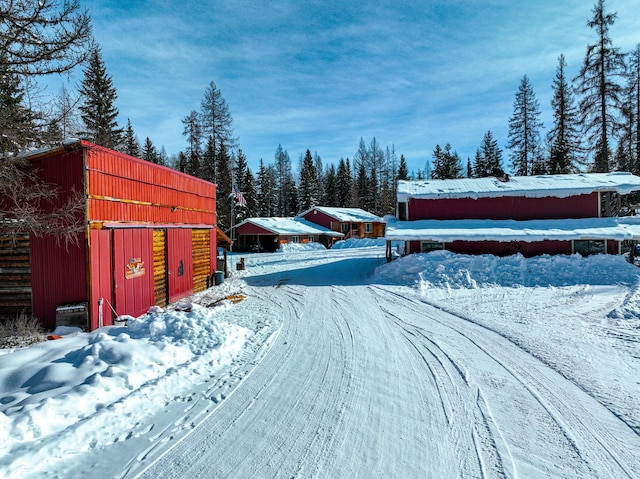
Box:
[371,285,640,479]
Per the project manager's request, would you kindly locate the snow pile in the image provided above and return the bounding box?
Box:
[374,250,640,288]
[0,304,248,474]
[277,241,326,253]
[332,238,387,249]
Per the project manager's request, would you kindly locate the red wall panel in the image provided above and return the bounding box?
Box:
[237,223,274,235]
[408,193,599,221]
[89,229,113,329]
[85,143,216,226]
[167,228,193,303]
[30,234,88,330]
[409,239,573,257]
[112,229,154,319]
[301,210,334,229]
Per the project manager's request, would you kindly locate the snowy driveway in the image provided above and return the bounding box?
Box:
[2,245,639,478]
[134,248,640,479]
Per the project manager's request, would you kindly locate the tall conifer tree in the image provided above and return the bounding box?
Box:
[508,75,543,176]
[574,0,625,172]
[78,47,122,149]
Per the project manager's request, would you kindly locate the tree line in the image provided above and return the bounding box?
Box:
[1,0,639,237]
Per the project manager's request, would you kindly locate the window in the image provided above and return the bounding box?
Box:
[574,239,605,256]
[308,236,314,242]
[398,202,407,221]
[292,236,300,243]
[364,223,373,234]
[341,223,349,233]
[421,241,444,253]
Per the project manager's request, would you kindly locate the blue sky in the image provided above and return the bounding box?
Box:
[64,0,639,175]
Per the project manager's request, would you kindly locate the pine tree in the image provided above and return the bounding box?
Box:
[216,143,233,230]
[298,149,318,211]
[397,155,409,180]
[240,168,258,219]
[0,57,33,153]
[356,161,368,209]
[336,158,353,207]
[324,164,338,206]
[123,119,140,158]
[257,159,277,217]
[200,81,235,178]
[182,110,202,177]
[574,0,625,172]
[201,135,216,182]
[78,47,122,149]
[508,75,543,176]
[548,54,582,174]
[432,144,462,179]
[141,137,159,163]
[274,144,292,215]
[475,131,505,178]
[615,44,640,174]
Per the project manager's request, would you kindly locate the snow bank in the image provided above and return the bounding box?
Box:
[332,238,387,249]
[0,304,247,470]
[373,250,640,288]
[277,242,326,253]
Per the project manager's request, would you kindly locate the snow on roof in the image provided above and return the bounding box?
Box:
[385,216,640,243]
[237,217,344,236]
[397,173,640,202]
[298,206,383,222]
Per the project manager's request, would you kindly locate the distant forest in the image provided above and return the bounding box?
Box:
[2,0,639,231]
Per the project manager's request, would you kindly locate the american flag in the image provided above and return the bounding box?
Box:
[232,184,246,206]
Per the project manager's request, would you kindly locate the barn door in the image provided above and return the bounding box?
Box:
[167,228,193,304]
[192,229,211,293]
[153,229,168,307]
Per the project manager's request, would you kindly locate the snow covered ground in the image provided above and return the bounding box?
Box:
[1,242,639,478]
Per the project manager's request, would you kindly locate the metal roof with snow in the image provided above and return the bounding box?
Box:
[236,217,345,237]
[385,216,640,243]
[397,173,640,202]
[298,207,384,223]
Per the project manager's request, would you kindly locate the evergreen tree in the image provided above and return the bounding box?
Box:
[274,144,292,215]
[324,164,338,206]
[257,159,277,217]
[298,149,319,211]
[615,44,640,174]
[158,146,168,167]
[123,118,140,158]
[508,75,544,176]
[432,143,462,179]
[78,47,122,149]
[182,110,202,177]
[0,58,33,153]
[466,157,473,177]
[356,161,368,209]
[141,137,159,163]
[240,168,258,220]
[216,143,233,230]
[548,54,582,174]
[200,81,234,177]
[475,131,505,177]
[574,0,625,172]
[397,154,409,180]
[336,158,353,207]
[201,135,216,182]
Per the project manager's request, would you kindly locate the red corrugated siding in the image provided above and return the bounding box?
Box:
[85,143,216,226]
[409,239,572,257]
[408,193,599,220]
[89,229,113,329]
[167,228,193,303]
[237,223,274,235]
[30,234,88,330]
[113,229,154,318]
[302,210,334,229]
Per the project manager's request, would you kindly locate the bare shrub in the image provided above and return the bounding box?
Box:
[0,313,46,349]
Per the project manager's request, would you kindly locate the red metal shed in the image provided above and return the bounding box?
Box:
[16,140,217,330]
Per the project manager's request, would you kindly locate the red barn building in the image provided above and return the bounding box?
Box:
[0,140,217,330]
[386,173,640,260]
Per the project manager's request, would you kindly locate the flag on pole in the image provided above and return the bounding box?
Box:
[232,184,246,206]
